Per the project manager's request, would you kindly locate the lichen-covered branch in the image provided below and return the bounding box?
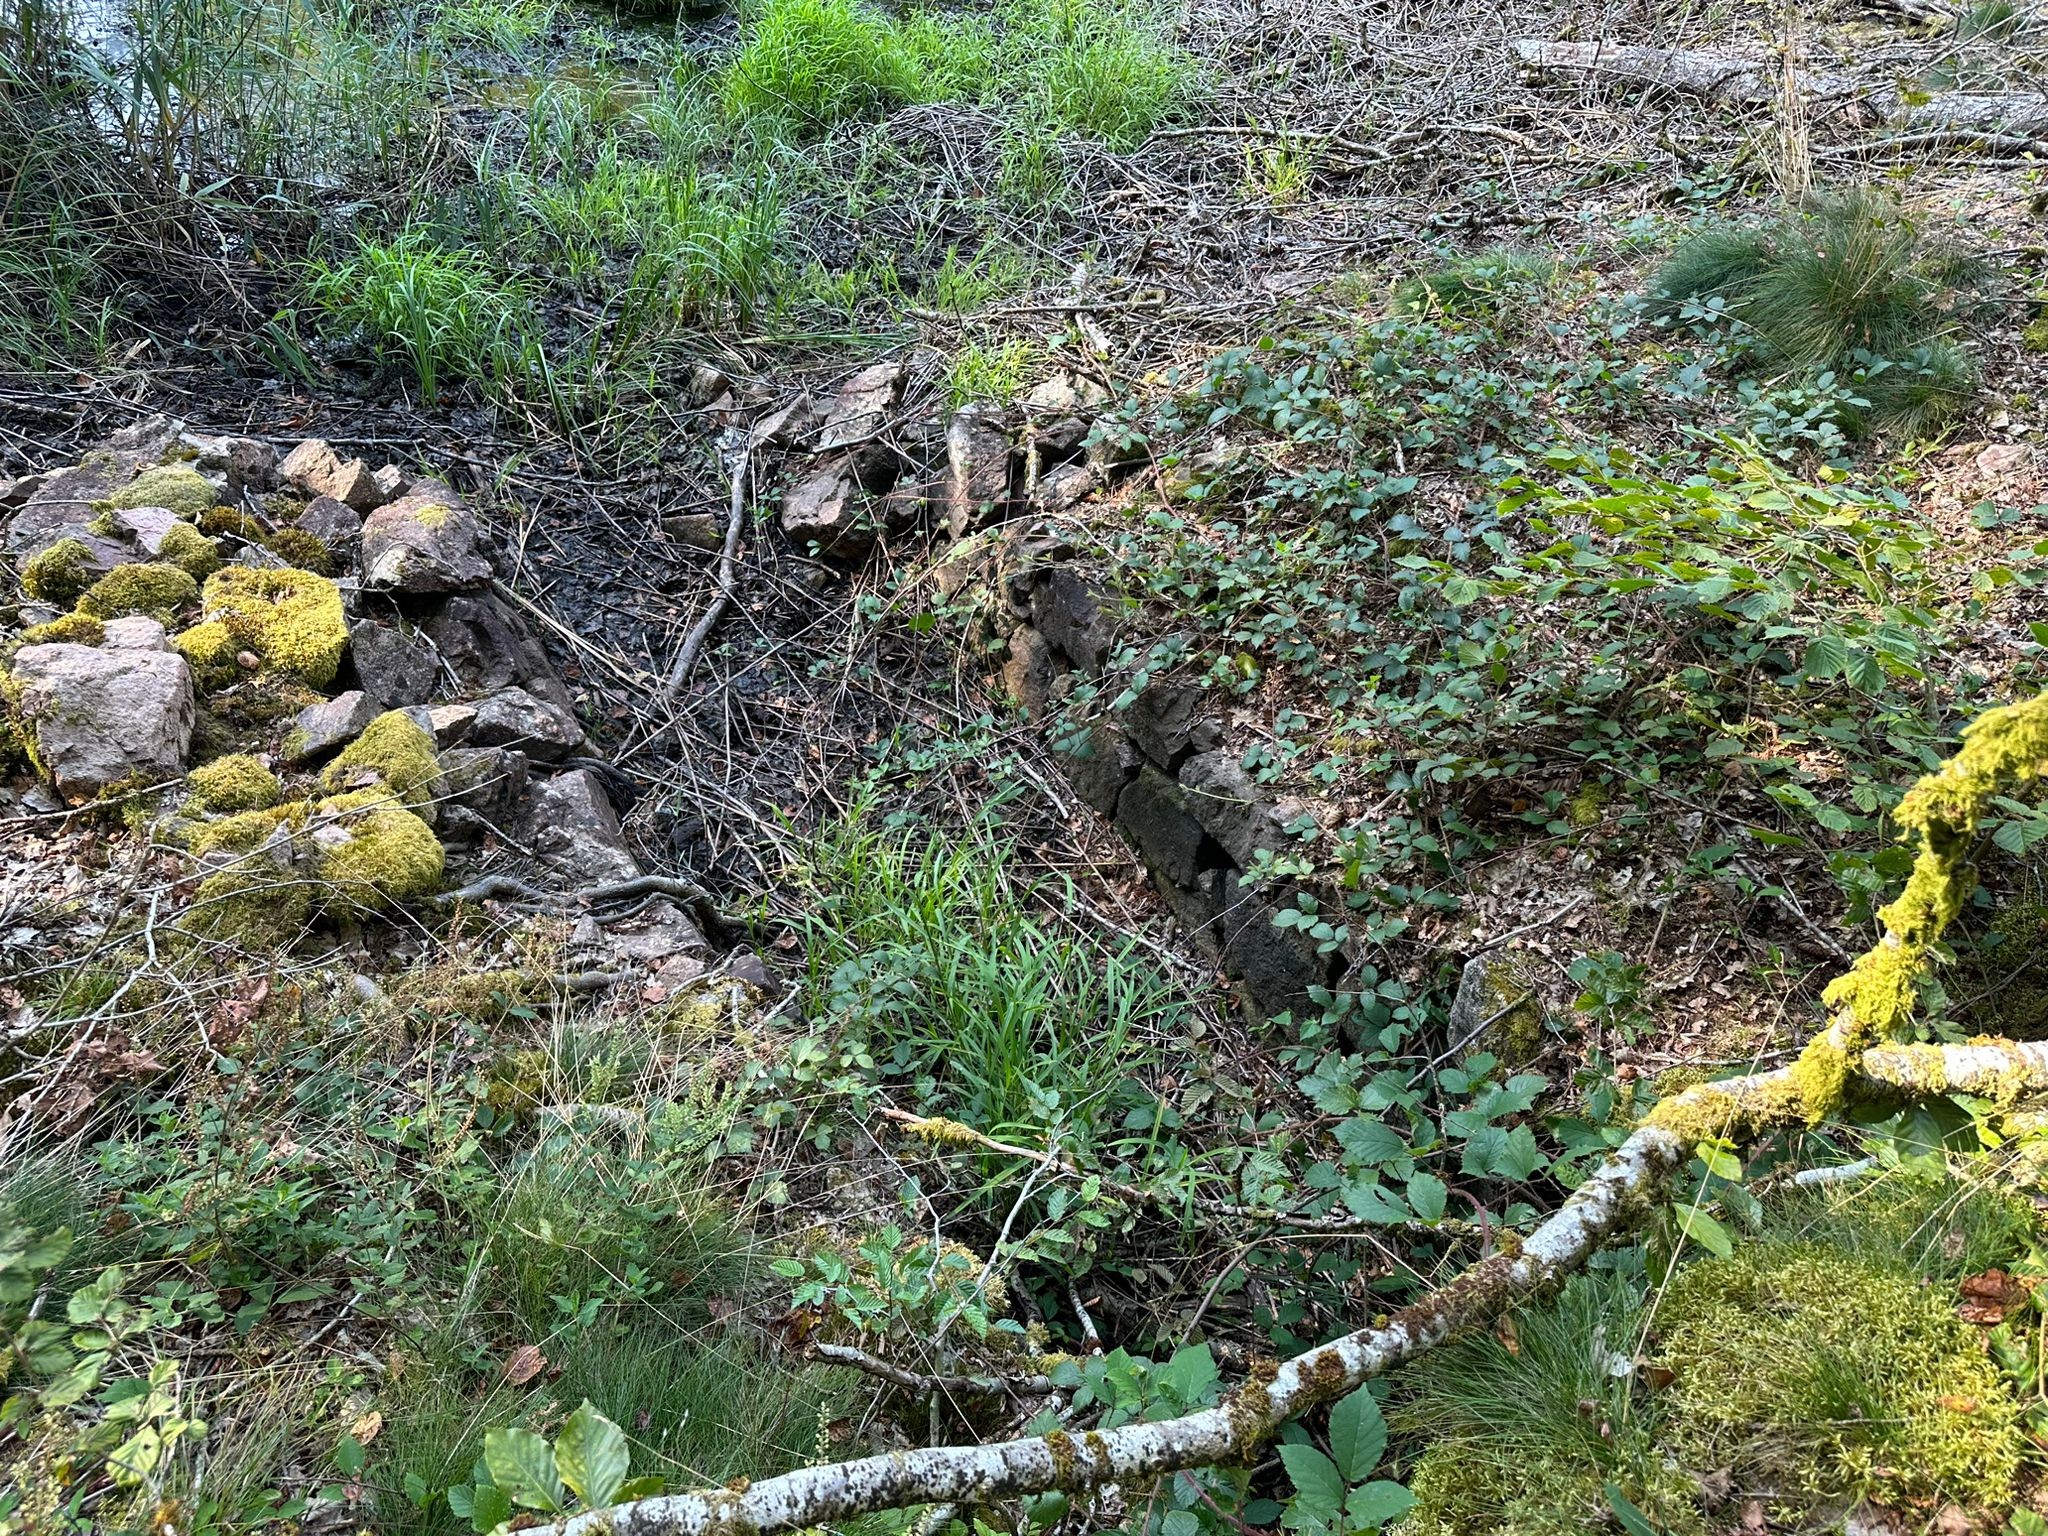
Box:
[536,1128,1688,1536]
[1861,1040,2048,1101]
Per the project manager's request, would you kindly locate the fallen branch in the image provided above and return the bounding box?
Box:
[665,451,749,695]
[535,1127,1687,1536]
[809,1341,1058,1399]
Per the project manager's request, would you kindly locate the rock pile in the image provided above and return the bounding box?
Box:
[0,417,707,983]
[763,359,1122,561]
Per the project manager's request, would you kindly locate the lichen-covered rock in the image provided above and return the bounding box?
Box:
[282,690,382,766]
[319,710,440,811]
[517,768,640,885]
[261,528,333,576]
[435,745,528,820]
[199,566,349,687]
[100,466,217,520]
[76,562,200,623]
[10,642,194,796]
[1444,950,1545,1064]
[186,753,282,813]
[469,686,584,761]
[360,492,493,592]
[349,617,439,708]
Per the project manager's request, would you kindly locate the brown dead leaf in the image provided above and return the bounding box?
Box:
[503,1343,546,1385]
[1739,1497,1768,1533]
[1958,1268,2031,1326]
[1937,1395,1981,1414]
[351,1408,383,1445]
[1493,1315,1519,1355]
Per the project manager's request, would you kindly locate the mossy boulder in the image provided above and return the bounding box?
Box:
[170,619,241,692]
[311,795,443,910]
[199,566,348,687]
[1444,950,1545,1064]
[185,866,313,953]
[99,466,217,519]
[22,538,100,606]
[320,710,440,812]
[189,799,308,857]
[186,754,281,814]
[1651,1241,2023,1515]
[197,505,263,540]
[76,562,200,623]
[262,528,334,576]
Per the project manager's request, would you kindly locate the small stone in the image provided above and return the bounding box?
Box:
[10,643,195,797]
[945,408,1016,538]
[1023,371,1110,414]
[1,473,47,511]
[601,897,710,977]
[1001,627,1057,717]
[683,362,730,407]
[1443,950,1545,1064]
[279,439,385,511]
[419,593,568,708]
[1177,750,1285,867]
[1029,567,1111,671]
[282,689,383,765]
[101,617,169,652]
[727,950,773,988]
[435,745,529,819]
[815,361,903,451]
[469,686,585,760]
[360,492,494,592]
[1123,682,1222,770]
[424,704,477,746]
[371,464,410,500]
[750,394,822,449]
[298,495,363,548]
[780,458,873,560]
[235,650,261,671]
[1031,461,1097,512]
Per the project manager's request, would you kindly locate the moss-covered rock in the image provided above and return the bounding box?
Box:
[75,562,200,623]
[186,754,282,814]
[100,466,217,519]
[197,505,263,540]
[262,528,334,576]
[320,710,440,811]
[21,539,99,606]
[185,866,313,953]
[313,796,443,911]
[19,613,105,648]
[189,799,309,857]
[1651,1241,2023,1514]
[156,522,222,581]
[199,567,348,687]
[171,619,241,692]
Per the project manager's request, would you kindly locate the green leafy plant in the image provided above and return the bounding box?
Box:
[446,1401,660,1530]
[1391,246,1559,320]
[1277,1384,1413,1534]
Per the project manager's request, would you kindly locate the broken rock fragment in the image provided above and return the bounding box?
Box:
[11,643,195,797]
[360,492,494,593]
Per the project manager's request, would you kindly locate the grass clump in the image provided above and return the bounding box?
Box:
[320,711,441,811]
[99,466,218,519]
[794,807,1183,1140]
[1651,1240,2023,1514]
[1391,1271,1701,1536]
[21,539,99,606]
[722,0,935,125]
[1647,187,1998,434]
[75,562,200,622]
[199,567,349,687]
[1392,246,1560,320]
[186,754,282,814]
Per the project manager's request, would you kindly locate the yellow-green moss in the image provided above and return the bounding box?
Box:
[171,619,241,692]
[75,562,199,622]
[320,711,439,811]
[199,566,348,687]
[186,754,281,814]
[19,613,104,648]
[197,505,262,539]
[184,867,313,953]
[313,798,443,911]
[156,522,222,581]
[189,799,308,856]
[100,466,216,519]
[261,528,334,576]
[2024,314,2048,353]
[1650,1241,2023,1512]
[21,539,98,606]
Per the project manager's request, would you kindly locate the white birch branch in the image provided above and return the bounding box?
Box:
[537,1127,1689,1536]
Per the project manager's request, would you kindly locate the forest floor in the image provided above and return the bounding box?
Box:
[8,0,2048,1532]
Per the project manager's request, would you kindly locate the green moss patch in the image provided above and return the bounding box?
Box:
[75,562,200,622]
[100,466,217,519]
[313,796,443,911]
[186,754,282,814]
[184,867,313,953]
[21,539,99,606]
[157,522,223,580]
[200,566,348,687]
[1651,1241,2023,1515]
[320,711,440,811]
[19,613,105,648]
[262,528,334,576]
